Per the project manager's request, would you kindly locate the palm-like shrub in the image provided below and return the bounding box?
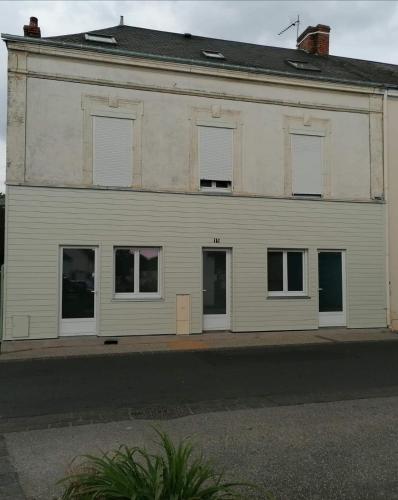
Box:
[60,430,251,499]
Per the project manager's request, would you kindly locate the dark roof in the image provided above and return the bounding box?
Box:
[40,24,398,87]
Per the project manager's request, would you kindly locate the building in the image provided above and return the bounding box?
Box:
[1,17,396,341]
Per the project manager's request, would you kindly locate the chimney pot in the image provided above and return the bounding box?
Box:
[23,16,41,38]
[297,23,330,56]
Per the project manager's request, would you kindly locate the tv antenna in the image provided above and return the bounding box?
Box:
[278,15,300,45]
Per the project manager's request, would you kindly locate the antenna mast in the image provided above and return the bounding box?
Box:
[278,15,300,46]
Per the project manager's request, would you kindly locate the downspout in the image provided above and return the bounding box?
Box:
[383,88,391,327]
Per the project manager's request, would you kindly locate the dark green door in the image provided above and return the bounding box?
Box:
[318,251,345,326]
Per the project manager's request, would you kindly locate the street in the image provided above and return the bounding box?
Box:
[1,341,398,429]
[2,341,398,499]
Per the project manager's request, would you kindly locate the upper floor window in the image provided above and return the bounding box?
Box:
[85,33,117,44]
[286,60,320,72]
[114,247,161,299]
[202,50,225,59]
[198,126,233,192]
[93,116,133,187]
[290,133,323,197]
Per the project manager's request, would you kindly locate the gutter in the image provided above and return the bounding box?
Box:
[2,33,398,91]
[383,89,391,327]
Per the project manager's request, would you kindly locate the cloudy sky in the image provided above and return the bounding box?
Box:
[1,0,398,191]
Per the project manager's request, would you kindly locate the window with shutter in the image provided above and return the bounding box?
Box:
[198,126,233,191]
[93,116,133,187]
[291,133,323,196]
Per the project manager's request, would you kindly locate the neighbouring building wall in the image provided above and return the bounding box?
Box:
[4,186,386,340]
[387,95,398,330]
[6,47,384,201]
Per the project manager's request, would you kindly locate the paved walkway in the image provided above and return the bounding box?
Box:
[6,397,398,500]
[0,436,25,500]
[1,327,397,361]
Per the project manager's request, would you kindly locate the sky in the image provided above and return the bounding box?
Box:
[1,0,398,191]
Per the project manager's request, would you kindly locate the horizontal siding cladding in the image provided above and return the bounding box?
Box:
[4,186,386,339]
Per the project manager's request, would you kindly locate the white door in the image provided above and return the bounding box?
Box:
[202,249,231,331]
[60,247,97,336]
[318,251,346,327]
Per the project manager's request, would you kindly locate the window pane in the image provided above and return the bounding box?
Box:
[62,248,95,318]
[319,252,343,312]
[215,180,231,189]
[115,248,134,293]
[268,252,283,291]
[203,251,227,315]
[287,252,303,291]
[139,249,159,293]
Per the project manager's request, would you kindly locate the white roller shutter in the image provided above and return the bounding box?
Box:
[199,126,233,181]
[93,116,133,187]
[291,134,323,195]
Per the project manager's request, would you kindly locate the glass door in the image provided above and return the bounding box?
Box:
[318,251,346,327]
[202,249,230,331]
[60,247,97,336]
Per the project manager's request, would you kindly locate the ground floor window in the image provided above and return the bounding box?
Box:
[114,247,161,299]
[267,249,306,296]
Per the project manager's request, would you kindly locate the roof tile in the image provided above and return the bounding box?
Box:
[43,24,398,87]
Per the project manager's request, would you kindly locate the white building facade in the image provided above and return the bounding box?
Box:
[1,20,391,340]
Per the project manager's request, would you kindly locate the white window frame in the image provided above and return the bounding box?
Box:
[81,96,143,188]
[114,247,161,300]
[267,249,307,297]
[200,180,232,192]
[85,33,117,44]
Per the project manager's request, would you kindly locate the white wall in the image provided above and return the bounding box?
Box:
[6,45,383,201]
[3,43,388,339]
[4,186,387,340]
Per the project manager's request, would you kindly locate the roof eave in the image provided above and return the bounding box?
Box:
[2,32,397,90]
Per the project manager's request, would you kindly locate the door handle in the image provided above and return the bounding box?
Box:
[202,289,207,292]
[90,290,97,294]
[318,288,323,291]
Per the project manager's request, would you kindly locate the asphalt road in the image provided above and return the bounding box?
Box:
[2,340,398,430]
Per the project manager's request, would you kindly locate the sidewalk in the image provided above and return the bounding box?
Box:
[6,397,398,500]
[1,327,397,361]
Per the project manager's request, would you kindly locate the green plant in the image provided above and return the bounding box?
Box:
[60,429,252,499]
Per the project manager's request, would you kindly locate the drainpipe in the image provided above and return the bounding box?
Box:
[383,88,391,327]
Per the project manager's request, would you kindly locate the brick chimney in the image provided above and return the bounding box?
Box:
[297,24,330,56]
[23,17,41,38]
